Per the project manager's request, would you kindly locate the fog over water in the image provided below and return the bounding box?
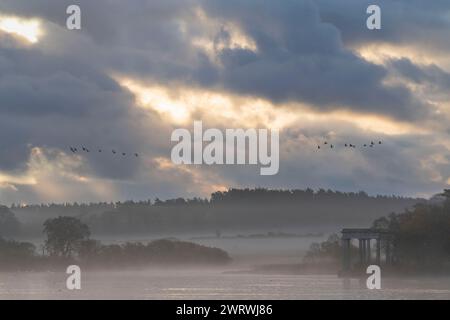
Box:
[1,269,450,300]
[1,232,449,300]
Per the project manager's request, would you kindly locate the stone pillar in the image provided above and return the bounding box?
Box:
[376,238,381,265]
[342,239,351,271]
[363,239,366,263]
[385,239,390,265]
[359,239,364,265]
[366,239,371,263]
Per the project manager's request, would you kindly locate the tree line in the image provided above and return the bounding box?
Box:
[3,188,422,236]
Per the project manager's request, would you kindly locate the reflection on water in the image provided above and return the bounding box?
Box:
[1,269,449,300]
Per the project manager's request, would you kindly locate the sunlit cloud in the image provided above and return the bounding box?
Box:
[352,43,448,130]
[0,15,43,43]
[189,7,258,63]
[0,172,36,186]
[118,76,424,137]
[120,79,192,124]
[153,157,229,196]
[354,43,450,72]
[0,147,119,203]
[117,77,296,129]
[300,110,428,136]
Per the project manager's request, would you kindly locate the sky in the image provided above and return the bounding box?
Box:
[0,0,450,204]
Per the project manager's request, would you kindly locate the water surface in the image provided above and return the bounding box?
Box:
[1,269,449,300]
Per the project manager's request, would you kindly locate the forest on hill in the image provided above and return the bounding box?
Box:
[1,188,423,237]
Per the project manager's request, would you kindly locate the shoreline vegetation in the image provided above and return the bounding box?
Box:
[0,236,232,271]
[0,217,231,271]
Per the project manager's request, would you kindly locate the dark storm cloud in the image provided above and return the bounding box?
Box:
[315,0,450,50]
[389,58,450,92]
[201,0,430,120]
[1,0,434,121]
[0,47,123,117]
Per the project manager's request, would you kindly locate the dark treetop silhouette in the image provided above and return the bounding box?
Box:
[4,188,422,237]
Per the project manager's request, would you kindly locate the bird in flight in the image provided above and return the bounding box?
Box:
[68,146,141,163]
[316,139,383,151]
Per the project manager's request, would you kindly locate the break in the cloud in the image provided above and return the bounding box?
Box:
[0,0,450,204]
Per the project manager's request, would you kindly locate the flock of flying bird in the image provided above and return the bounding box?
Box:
[69,146,139,158]
[68,140,384,156]
[317,140,382,150]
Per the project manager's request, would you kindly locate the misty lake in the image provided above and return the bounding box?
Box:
[1,269,450,300]
[4,233,449,300]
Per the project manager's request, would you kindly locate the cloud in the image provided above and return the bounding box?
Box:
[0,147,119,204]
[1,0,433,121]
[389,58,450,96]
[199,0,431,121]
[0,15,42,43]
[316,0,450,50]
[0,1,449,204]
